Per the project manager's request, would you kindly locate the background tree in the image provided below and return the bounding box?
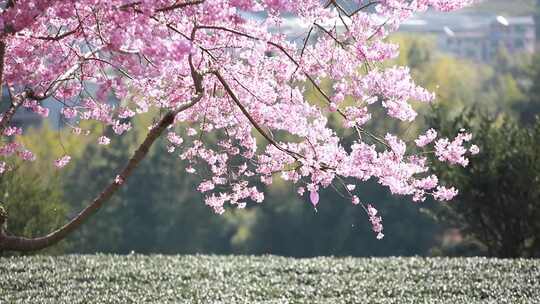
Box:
[429,110,540,257]
[0,170,67,255]
[0,123,76,255]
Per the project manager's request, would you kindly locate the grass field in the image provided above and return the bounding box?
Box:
[0,255,539,303]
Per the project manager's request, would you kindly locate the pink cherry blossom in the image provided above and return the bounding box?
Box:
[198,181,215,193]
[435,132,474,167]
[114,175,124,185]
[112,121,131,135]
[469,145,480,155]
[61,108,78,119]
[3,126,22,137]
[167,132,183,146]
[98,136,111,145]
[433,186,459,201]
[367,204,384,239]
[415,129,438,147]
[54,155,71,169]
[310,191,320,208]
[18,150,35,161]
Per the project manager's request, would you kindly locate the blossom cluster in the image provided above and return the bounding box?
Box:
[367,204,384,240]
[0,0,474,239]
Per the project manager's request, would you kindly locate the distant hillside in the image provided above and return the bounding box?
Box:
[465,0,536,16]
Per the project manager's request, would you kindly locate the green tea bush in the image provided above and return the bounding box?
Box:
[0,255,538,303]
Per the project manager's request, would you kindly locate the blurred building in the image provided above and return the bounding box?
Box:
[400,12,536,62]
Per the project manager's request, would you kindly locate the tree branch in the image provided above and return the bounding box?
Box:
[0,40,5,101]
[0,88,24,135]
[156,0,205,12]
[213,71,302,160]
[119,0,205,13]
[0,48,102,137]
[31,25,81,41]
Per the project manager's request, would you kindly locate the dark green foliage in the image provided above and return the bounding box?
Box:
[1,255,538,303]
[0,170,68,255]
[429,110,540,258]
[237,182,439,257]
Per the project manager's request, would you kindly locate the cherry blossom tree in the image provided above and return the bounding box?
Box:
[0,0,476,252]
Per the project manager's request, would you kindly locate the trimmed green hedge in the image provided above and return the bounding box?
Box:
[1,255,538,303]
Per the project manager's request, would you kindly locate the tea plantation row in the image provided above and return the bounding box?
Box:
[0,255,538,303]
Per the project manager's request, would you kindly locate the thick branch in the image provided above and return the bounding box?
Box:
[31,25,81,41]
[213,71,338,172]
[213,71,301,160]
[156,0,205,12]
[119,0,205,13]
[0,94,203,252]
[0,88,24,135]
[199,25,389,149]
[327,0,380,17]
[0,48,102,137]
[0,40,5,101]
[196,25,339,113]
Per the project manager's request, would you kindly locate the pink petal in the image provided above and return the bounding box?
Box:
[310,191,319,207]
